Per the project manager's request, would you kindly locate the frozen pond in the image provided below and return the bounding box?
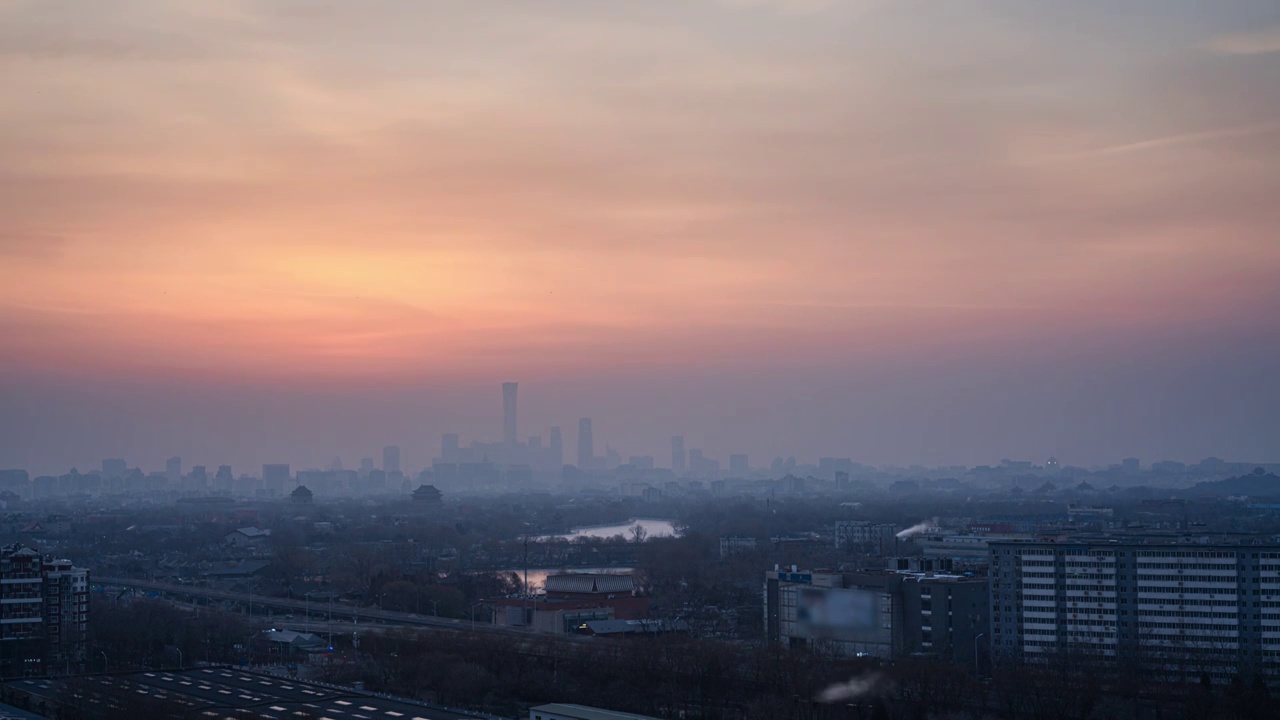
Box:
[538,518,679,541]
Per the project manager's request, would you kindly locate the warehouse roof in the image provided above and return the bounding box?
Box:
[6,667,484,720]
[530,704,660,720]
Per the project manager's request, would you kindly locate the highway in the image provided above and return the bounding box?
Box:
[95,576,549,639]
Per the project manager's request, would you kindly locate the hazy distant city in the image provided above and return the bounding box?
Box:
[3,381,1276,501]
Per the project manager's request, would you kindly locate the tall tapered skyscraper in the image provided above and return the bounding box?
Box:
[502,382,518,448]
[577,418,593,469]
[549,426,563,467]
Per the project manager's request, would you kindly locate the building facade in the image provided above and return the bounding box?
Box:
[764,566,988,666]
[989,538,1280,682]
[834,521,899,552]
[0,544,89,678]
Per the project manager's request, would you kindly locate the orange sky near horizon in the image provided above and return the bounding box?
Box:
[2,0,1279,384]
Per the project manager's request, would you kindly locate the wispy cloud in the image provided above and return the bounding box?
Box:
[1025,122,1280,163]
[1202,26,1280,55]
[1086,122,1280,157]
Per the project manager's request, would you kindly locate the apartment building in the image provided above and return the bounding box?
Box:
[989,537,1280,681]
[0,544,89,678]
[43,558,90,671]
[764,565,989,666]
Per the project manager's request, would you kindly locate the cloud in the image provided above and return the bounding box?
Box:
[1034,122,1280,161]
[1202,26,1280,55]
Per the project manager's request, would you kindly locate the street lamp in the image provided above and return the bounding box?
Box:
[974,633,986,673]
[175,647,183,670]
[100,651,108,674]
[471,602,487,630]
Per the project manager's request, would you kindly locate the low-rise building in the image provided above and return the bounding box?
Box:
[493,574,650,634]
[719,536,758,558]
[834,521,899,552]
[764,565,988,666]
[493,598,617,634]
[224,527,271,547]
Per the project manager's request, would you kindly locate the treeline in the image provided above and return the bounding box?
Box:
[349,629,1276,720]
[86,600,1277,720]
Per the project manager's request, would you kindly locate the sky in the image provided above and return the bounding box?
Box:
[2,0,1279,475]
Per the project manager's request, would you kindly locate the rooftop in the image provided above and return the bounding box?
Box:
[545,574,633,595]
[7,667,485,720]
[530,704,661,720]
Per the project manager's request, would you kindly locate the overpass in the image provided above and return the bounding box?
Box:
[95,576,555,640]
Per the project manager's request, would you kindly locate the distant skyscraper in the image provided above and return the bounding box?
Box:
[689,449,705,475]
[578,418,594,469]
[165,456,182,483]
[191,465,208,491]
[442,433,460,460]
[101,458,126,479]
[549,426,563,467]
[672,436,686,473]
[360,458,375,476]
[383,445,401,474]
[263,464,290,494]
[729,454,748,477]
[215,465,233,492]
[502,382,518,448]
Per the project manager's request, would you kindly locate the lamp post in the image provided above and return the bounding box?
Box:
[974,633,986,673]
[471,602,486,630]
[100,651,108,673]
[175,647,183,670]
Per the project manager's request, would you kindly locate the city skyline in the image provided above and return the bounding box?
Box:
[2,1,1278,473]
[2,379,1274,478]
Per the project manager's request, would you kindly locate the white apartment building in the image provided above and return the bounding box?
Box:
[990,538,1280,682]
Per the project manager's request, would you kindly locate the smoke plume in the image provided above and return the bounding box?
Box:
[817,672,885,703]
[895,518,939,539]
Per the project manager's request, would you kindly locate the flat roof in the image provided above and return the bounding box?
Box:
[0,701,45,720]
[530,703,660,720]
[987,536,1280,548]
[7,667,482,720]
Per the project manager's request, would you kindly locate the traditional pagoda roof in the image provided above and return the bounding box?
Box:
[412,484,442,503]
